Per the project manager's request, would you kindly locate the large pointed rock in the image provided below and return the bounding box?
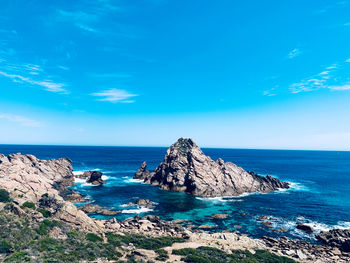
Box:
[134,138,289,197]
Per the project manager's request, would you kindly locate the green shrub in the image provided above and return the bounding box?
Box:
[0,238,12,253]
[155,248,169,261]
[86,233,103,242]
[4,251,31,262]
[0,189,11,203]
[38,237,61,252]
[106,232,184,250]
[37,208,51,218]
[173,247,297,263]
[21,201,36,209]
[36,220,61,235]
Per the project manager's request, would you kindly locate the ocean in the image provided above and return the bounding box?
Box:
[1,144,349,242]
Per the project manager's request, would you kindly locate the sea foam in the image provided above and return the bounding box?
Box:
[122,207,153,214]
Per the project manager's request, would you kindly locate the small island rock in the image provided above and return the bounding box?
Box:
[134,138,289,197]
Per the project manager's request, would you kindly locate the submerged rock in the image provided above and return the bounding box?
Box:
[211,213,230,220]
[296,222,314,234]
[134,138,289,197]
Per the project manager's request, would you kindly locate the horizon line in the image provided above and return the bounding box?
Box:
[0,143,349,152]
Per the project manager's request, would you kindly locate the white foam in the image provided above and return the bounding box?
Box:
[258,215,350,240]
[196,196,244,202]
[287,182,309,192]
[125,178,145,183]
[73,171,84,176]
[101,175,109,180]
[122,207,153,214]
[120,204,132,208]
[74,178,87,183]
[335,221,350,229]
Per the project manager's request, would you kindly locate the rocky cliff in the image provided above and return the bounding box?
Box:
[134,138,289,197]
[0,153,102,231]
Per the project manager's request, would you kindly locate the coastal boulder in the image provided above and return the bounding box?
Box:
[85,171,106,185]
[296,222,313,234]
[316,229,350,252]
[134,138,289,197]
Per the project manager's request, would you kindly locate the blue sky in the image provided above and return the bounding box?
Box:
[0,0,350,150]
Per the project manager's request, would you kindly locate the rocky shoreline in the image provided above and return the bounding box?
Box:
[0,152,349,262]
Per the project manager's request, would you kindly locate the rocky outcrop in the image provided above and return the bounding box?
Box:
[211,214,229,220]
[0,153,102,232]
[296,222,314,234]
[84,171,106,185]
[316,229,350,252]
[134,138,289,197]
[79,204,121,216]
[121,199,156,209]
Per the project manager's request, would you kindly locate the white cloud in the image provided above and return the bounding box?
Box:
[0,113,43,127]
[328,84,350,90]
[56,1,121,33]
[290,61,350,93]
[263,87,277,96]
[92,88,137,103]
[0,71,68,94]
[288,48,302,59]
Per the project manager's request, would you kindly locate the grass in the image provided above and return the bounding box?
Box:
[173,246,297,263]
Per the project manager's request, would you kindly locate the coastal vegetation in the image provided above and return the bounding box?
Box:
[172,246,297,263]
[0,187,299,262]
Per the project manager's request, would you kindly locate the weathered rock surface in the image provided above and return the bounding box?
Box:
[211,213,230,220]
[316,229,350,252]
[85,171,106,185]
[296,222,314,234]
[262,235,350,263]
[79,204,121,216]
[120,199,156,209]
[0,153,102,232]
[134,138,289,197]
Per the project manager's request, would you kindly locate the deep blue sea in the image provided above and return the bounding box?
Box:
[1,145,350,241]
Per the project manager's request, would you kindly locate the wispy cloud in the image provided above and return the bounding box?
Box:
[56,0,121,34]
[314,1,348,14]
[290,61,350,93]
[91,88,137,103]
[346,58,350,63]
[0,113,43,127]
[288,48,302,59]
[263,87,277,96]
[290,65,336,93]
[0,71,68,94]
[328,84,350,90]
[57,10,99,33]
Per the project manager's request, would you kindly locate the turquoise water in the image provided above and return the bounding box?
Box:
[1,145,350,241]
